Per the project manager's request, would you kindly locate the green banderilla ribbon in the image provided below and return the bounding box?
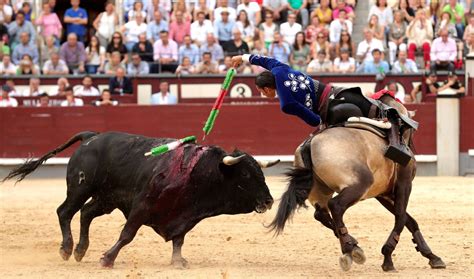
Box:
[144,135,196,157]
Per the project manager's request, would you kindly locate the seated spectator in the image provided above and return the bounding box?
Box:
[151,81,177,105]
[464,15,474,42]
[153,30,179,73]
[19,77,42,96]
[40,35,58,67]
[290,31,310,72]
[60,33,86,74]
[147,0,170,23]
[127,0,147,21]
[147,10,169,43]
[362,49,390,74]
[392,50,418,73]
[219,55,233,73]
[263,0,289,24]
[16,54,39,75]
[259,13,279,48]
[430,28,456,73]
[385,81,408,103]
[305,16,327,45]
[269,32,291,64]
[122,13,147,51]
[442,0,465,40]
[7,11,35,48]
[310,32,330,60]
[43,52,69,75]
[0,39,10,56]
[438,71,465,94]
[0,54,16,75]
[406,9,433,69]
[237,0,261,26]
[64,0,88,42]
[74,75,100,96]
[280,12,302,45]
[332,48,356,73]
[4,78,17,95]
[224,28,249,56]
[410,71,439,102]
[11,31,38,65]
[35,2,62,46]
[53,77,70,96]
[235,9,255,48]
[333,0,356,21]
[465,31,474,56]
[435,12,464,69]
[109,67,133,95]
[311,0,332,26]
[93,89,118,106]
[178,35,200,65]
[288,0,309,28]
[398,0,415,23]
[0,84,18,107]
[368,0,393,26]
[250,39,268,73]
[0,0,13,25]
[335,31,356,58]
[214,0,237,22]
[356,28,384,65]
[107,31,128,64]
[169,10,191,46]
[133,33,154,62]
[93,1,119,47]
[195,52,218,74]
[85,35,106,74]
[171,0,192,22]
[200,34,224,63]
[104,51,126,75]
[367,14,385,41]
[61,86,84,107]
[175,56,195,75]
[214,8,235,47]
[307,50,332,73]
[127,52,150,75]
[190,11,213,47]
[388,10,407,65]
[37,92,51,107]
[329,10,353,52]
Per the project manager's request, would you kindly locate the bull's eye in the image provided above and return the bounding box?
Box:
[242,170,250,178]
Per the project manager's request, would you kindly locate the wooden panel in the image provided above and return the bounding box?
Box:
[460,97,474,152]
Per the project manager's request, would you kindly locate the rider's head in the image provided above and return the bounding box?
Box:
[255,71,276,98]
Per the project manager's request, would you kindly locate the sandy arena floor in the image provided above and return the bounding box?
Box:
[0,176,473,279]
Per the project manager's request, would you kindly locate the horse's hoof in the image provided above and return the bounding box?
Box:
[73,249,85,262]
[100,257,114,268]
[382,264,396,272]
[339,253,352,271]
[429,257,446,269]
[59,247,72,261]
[171,258,189,269]
[352,246,366,265]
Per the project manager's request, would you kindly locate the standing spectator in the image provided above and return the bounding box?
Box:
[175,56,195,75]
[43,52,69,75]
[224,28,249,56]
[356,28,385,64]
[0,85,18,107]
[310,32,330,60]
[269,32,291,64]
[35,2,62,45]
[74,75,100,96]
[178,35,200,64]
[133,33,154,62]
[195,52,219,74]
[93,1,119,47]
[442,0,466,40]
[151,81,177,105]
[16,54,39,75]
[430,28,456,73]
[40,35,58,67]
[106,32,128,64]
[147,10,169,43]
[332,0,355,21]
[122,13,147,51]
[193,0,213,21]
[153,30,178,73]
[367,14,385,41]
[0,54,16,75]
[93,89,119,106]
[368,0,393,27]
[169,10,191,46]
[392,50,418,73]
[290,31,310,72]
[362,48,390,74]
[109,67,133,95]
[64,0,88,42]
[200,34,224,63]
[235,10,255,48]
[214,0,237,22]
[329,10,352,47]
[237,0,261,26]
[214,8,235,47]
[263,0,288,23]
[37,93,51,107]
[259,13,279,48]
[20,77,42,96]
[307,50,332,73]
[104,51,125,75]
[60,33,86,74]
[305,16,327,44]
[7,11,35,47]
[388,10,407,65]
[332,47,355,73]
[127,52,150,75]
[406,9,433,69]
[280,13,302,45]
[288,0,309,28]
[11,32,38,64]
[85,35,106,74]
[311,0,332,26]
[127,0,147,21]
[335,31,356,58]
[191,11,214,47]
[0,0,13,25]
[147,0,170,23]
[61,86,84,107]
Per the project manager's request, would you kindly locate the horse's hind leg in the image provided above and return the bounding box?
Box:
[376,197,446,269]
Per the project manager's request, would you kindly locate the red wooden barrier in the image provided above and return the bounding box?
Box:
[460,97,474,153]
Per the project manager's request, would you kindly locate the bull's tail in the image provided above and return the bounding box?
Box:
[267,167,313,235]
[2,131,98,183]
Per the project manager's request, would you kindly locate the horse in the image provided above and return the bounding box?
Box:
[268,96,446,272]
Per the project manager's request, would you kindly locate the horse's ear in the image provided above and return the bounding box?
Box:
[408,110,417,118]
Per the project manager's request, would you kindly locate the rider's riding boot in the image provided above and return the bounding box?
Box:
[385,118,412,166]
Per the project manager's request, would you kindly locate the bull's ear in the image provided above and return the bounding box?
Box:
[222,155,245,166]
[257,159,280,168]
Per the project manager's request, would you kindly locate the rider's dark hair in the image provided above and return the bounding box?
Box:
[255,71,276,89]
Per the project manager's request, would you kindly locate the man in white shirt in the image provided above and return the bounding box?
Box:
[151,81,177,105]
[61,86,84,107]
[0,54,17,75]
[329,10,352,45]
[430,28,456,73]
[190,11,214,46]
[279,13,302,45]
[237,0,261,26]
[0,0,13,24]
[392,50,418,74]
[74,75,100,97]
[122,12,148,51]
[0,85,18,107]
[18,77,42,96]
[214,0,237,22]
[356,28,384,64]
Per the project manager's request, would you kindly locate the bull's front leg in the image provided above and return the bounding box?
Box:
[171,235,188,269]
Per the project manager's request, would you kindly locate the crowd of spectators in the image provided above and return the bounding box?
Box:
[0,0,472,107]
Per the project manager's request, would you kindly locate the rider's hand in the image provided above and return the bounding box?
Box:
[231,55,243,68]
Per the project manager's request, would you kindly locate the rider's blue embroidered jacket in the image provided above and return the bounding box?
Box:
[243,54,323,126]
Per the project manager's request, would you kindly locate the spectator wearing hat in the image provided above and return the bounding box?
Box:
[64,0,88,42]
[43,52,69,75]
[0,54,16,75]
[362,49,389,74]
[214,8,236,47]
[0,84,18,107]
[430,28,456,73]
[214,0,237,22]
[392,50,418,74]
[61,86,84,107]
[11,31,38,65]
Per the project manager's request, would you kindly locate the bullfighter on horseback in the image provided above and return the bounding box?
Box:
[231,54,418,166]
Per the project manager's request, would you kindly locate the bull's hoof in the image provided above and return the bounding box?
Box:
[381,264,396,272]
[73,249,86,262]
[352,246,366,265]
[429,257,446,269]
[339,253,352,271]
[59,247,72,261]
[100,257,114,268]
[171,258,189,269]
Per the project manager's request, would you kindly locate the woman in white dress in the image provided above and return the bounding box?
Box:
[93,1,119,48]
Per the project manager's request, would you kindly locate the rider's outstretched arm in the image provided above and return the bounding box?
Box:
[242,54,290,71]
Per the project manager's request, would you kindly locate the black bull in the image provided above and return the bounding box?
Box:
[3,131,279,268]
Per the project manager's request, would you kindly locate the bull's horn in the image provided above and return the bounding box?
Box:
[222,155,245,165]
[257,159,281,168]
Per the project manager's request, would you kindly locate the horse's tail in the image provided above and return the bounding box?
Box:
[2,131,98,183]
[267,167,313,235]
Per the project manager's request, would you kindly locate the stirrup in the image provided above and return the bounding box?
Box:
[385,144,412,166]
